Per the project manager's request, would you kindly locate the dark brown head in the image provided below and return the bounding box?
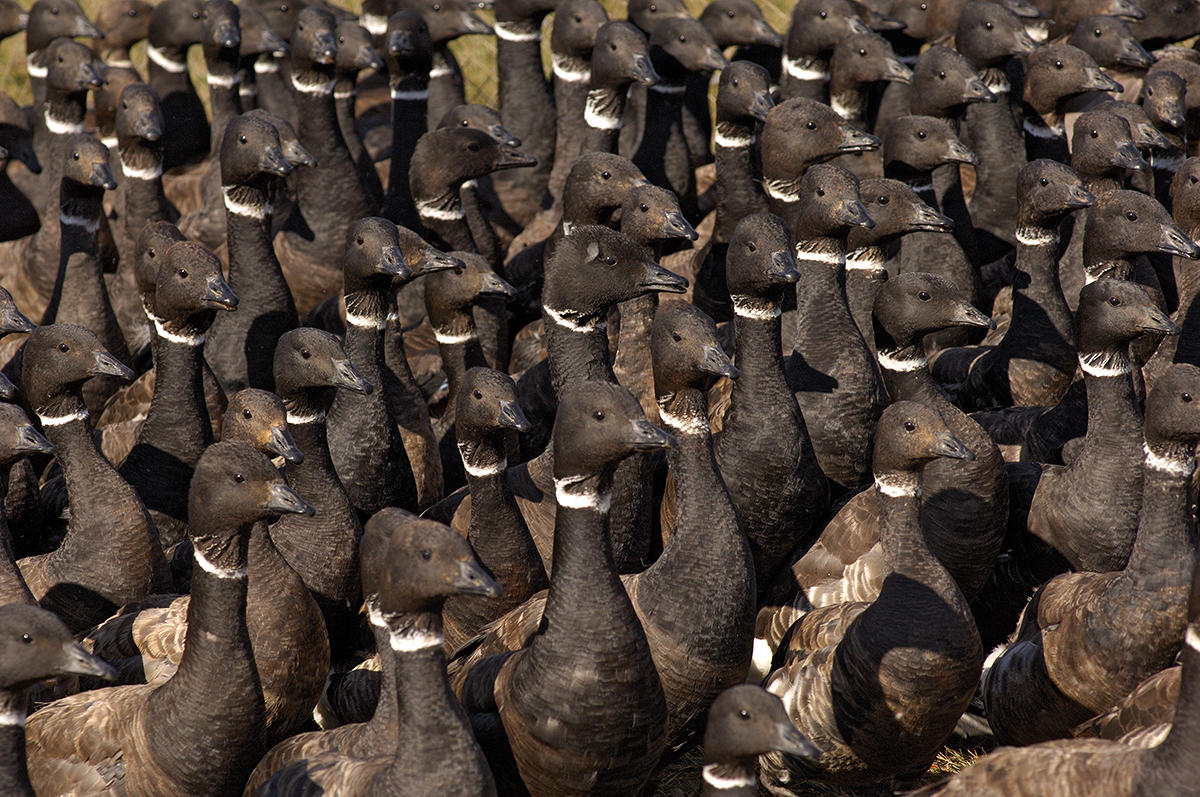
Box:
[700,0,781,48]
[272,328,373,407]
[93,0,152,52]
[22,324,134,412]
[134,221,187,310]
[649,16,730,83]
[456,367,530,440]
[0,403,54,465]
[551,0,608,59]
[1025,44,1121,113]
[1097,99,1170,150]
[716,60,774,125]
[0,91,38,173]
[153,241,237,332]
[1144,364,1200,451]
[1171,158,1200,232]
[60,134,116,191]
[335,20,383,76]
[148,0,207,51]
[726,212,800,303]
[552,380,674,480]
[791,163,874,239]
[651,301,738,397]
[425,251,515,326]
[619,183,697,247]
[27,0,101,53]
[410,127,535,198]
[956,1,1036,67]
[850,178,952,249]
[220,114,292,187]
[1071,110,1148,179]
[345,217,410,291]
[243,0,300,42]
[830,32,912,91]
[786,0,869,58]
[360,508,500,617]
[243,108,317,168]
[393,0,492,44]
[44,38,105,95]
[884,115,977,172]
[189,441,313,534]
[761,98,880,182]
[438,104,520,147]
[1069,15,1153,69]
[1076,278,1178,354]
[1141,68,1187,130]
[873,272,993,349]
[543,225,687,316]
[1085,189,1200,265]
[891,0,936,41]
[1127,0,1200,47]
[291,5,338,78]
[561,152,649,221]
[394,225,463,278]
[222,388,303,464]
[591,21,658,89]
[873,400,975,478]
[628,0,690,35]
[239,3,289,58]
[1016,159,1095,225]
[201,0,240,57]
[384,9,433,79]
[1150,58,1200,113]
[909,45,994,117]
[0,286,35,338]
[115,83,164,148]
[0,604,114,690]
[703,685,817,766]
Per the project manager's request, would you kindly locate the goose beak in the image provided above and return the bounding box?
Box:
[945,138,978,165]
[264,32,290,58]
[488,124,521,148]
[90,161,117,190]
[495,144,537,170]
[963,77,996,103]
[838,125,881,153]
[419,248,464,276]
[770,249,801,283]
[699,344,739,379]
[58,642,115,680]
[214,20,241,50]
[378,245,411,279]
[639,261,689,294]
[389,30,416,56]
[267,425,304,464]
[313,32,338,64]
[74,18,104,40]
[266,481,316,516]
[88,350,134,381]
[883,58,913,84]
[1134,122,1170,150]
[453,558,502,597]
[14,424,54,455]
[664,210,698,241]
[909,204,954,232]
[1117,38,1155,68]
[952,301,995,329]
[331,358,373,394]
[848,15,871,34]
[1113,142,1148,172]
[1066,184,1096,208]
[1140,307,1180,335]
[81,61,106,89]
[205,274,239,310]
[282,140,317,168]
[134,112,164,142]
[1083,66,1121,94]
[496,398,531,432]
[775,722,821,760]
[1006,0,1043,16]
[934,431,976,461]
[460,12,494,36]
[1011,30,1037,55]
[1163,104,1187,129]
[0,372,13,399]
[1110,0,1146,19]
[754,19,784,48]
[358,45,384,72]
[702,48,731,72]
[751,90,775,122]
[631,53,659,86]
[1,304,36,335]
[260,145,293,176]
[868,11,907,30]
[478,271,516,299]
[1158,224,1200,258]
[627,418,676,450]
[840,200,875,229]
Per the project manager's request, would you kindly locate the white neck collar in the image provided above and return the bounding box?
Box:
[154,316,205,346]
[1144,443,1195,477]
[147,43,188,73]
[649,82,686,95]
[845,247,885,271]
[391,86,430,101]
[38,409,89,427]
[1015,226,1057,246]
[59,213,99,234]
[554,474,612,512]
[345,310,386,331]
[701,764,756,790]
[459,442,507,477]
[434,327,475,345]
[877,348,927,372]
[292,74,336,95]
[194,547,247,579]
[730,294,781,320]
[1078,351,1131,378]
[25,53,47,79]
[544,305,606,333]
[782,54,827,81]
[763,178,801,203]
[714,126,753,149]
[585,90,622,130]
[254,57,280,75]
[416,196,465,221]
[657,403,709,436]
[551,52,590,83]
[795,241,845,265]
[43,110,84,136]
[207,72,240,90]
[286,409,326,425]
[494,21,540,41]
[223,186,270,220]
[367,602,445,652]
[122,159,163,181]
[1024,115,1063,139]
[876,473,919,498]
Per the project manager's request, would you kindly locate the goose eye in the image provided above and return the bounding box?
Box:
[727,9,735,16]
[50,7,59,14]
[985,20,993,29]
[178,268,188,278]
[903,420,916,431]
[472,389,482,399]
[806,120,816,129]
[1192,176,1199,184]
[338,37,344,44]
[639,203,649,212]
[937,71,945,79]
[747,242,757,252]
[610,42,618,50]
[1148,88,1154,96]
[300,348,311,358]
[678,34,687,42]
[574,14,581,21]
[356,236,365,246]
[818,9,828,17]
[420,549,431,560]
[432,3,441,10]
[604,256,616,265]
[192,10,200,18]
[815,187,825,197]
[467,142,480,152]
[738,709,750,719]
[858,48,866,56]
[1039,177,1048,186]
[121,101,127,110]
[58,343,69,352]
[1094,28,1102,36]
[919,2,926,8]
[239,135,247,144]
[148,249,157,258]
[1054,60,1063,69]
[877,195,889,205]
[280,3,288,10]
[1090,129,1098,138]
[731,78,739,86]
[234,473,245,483]
[1109,296,1121,306]
[916,129,926,138]
[601,170,611,179]
[671,331,682,342]
[649,3,657,9]
[243,408,253,419]
[1183,392,1193,402]
[21,633,31,643]
[129,8,137,16]
[72,152,79,160]
[593,410,606,420]
[1125,211,1137,221]
[918,290,931,301]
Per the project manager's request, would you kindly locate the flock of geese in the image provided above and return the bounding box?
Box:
[0,0,1199,793]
